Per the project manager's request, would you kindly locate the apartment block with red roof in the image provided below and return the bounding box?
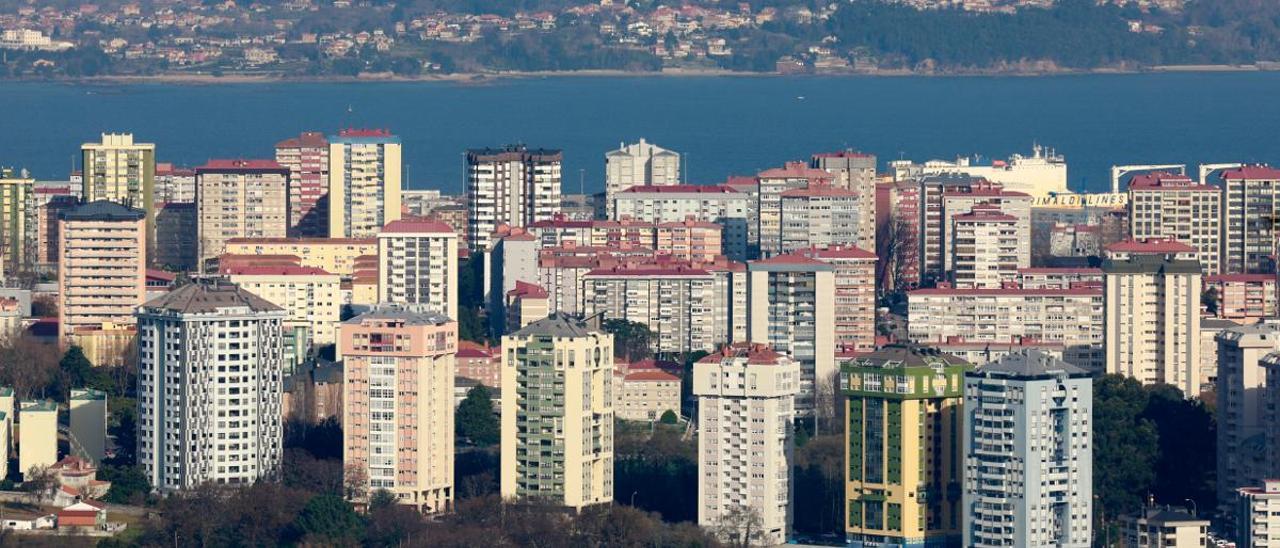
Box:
[1127,171,1221,274]
[275,132,330,238]
[614,368,681,422]
[1221,165,1280,274]
[329,129,402,239]
[505,280,549,333]
[376,218,459,320]
[778,184,861,255]
[907,283,1105,373]
[757,161,834,257]
[610,184,750,260]
[800,245,877,352]
[1204,274,1277,321]
[950,205,1027,289]
[811,150,877,250]
[582,264,744,354]
[456,341,500,388]
[748,253,835,415]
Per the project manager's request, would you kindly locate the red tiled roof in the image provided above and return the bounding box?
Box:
[381,218,456,234]
[1017,267,1102,275]
[624,370,680,382]
[723,175,757,187]
[1104,239,1196,254]
[145,269,176,282]
[1205,274,1275,283]
[1221,165,1280,180]
[508,280,549,298]
[338,128,393,137]
[758,161,833,181]
[909,287,1102,297]
[619,184,739,194]
[780,184,857,198]
[275,131,329,149]
[196,159,287,172]
[804,245,877,260]
[225,237,375,245]
[1128,172,1216,191]
[751,253,829,266]
[585,266,712,277]
[225,265,334,276]
[697,342,787,365]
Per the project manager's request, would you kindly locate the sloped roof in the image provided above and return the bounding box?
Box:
[59,200,145,222]
[141,280,283,314]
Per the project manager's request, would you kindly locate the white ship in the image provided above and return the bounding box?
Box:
[890,144,1069,198]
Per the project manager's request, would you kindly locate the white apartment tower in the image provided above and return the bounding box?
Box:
[604,139,680,218]
[963,350,1093,548]
[951,205,1028,289]
[1127,172,1221,275]
[694,343,799,547]
[500,314,614,510]
[1104,240,1203,396]
[136,280,286,491]
[747,253,835,416]
[376,219,459,321]
[328,129,403,239]
[466,145,562,251]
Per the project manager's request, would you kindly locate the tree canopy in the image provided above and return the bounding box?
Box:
[456,384,500,447]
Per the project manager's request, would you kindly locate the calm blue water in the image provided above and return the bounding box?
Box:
[2,72,1279,194]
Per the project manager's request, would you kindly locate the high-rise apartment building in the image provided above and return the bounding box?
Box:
[1104,240,1203,396]
[1127,172,1220,274]
[329,129,403,239]
[1204,274,1277,320]
[778,184,861,255]
[340,306,456,512]
[153,163,196,206]
[582,264,745,354]
[908,284,1106,373]
[500,314,613,510]
[962,350,1092,547]
[19,400,57,476]
[136,280,286,491]
[195,160,289,266]
[466,145,561,251]
[224,265,342,347]
[604,139,680,218]
[950,205,1027,288]
[58,201,147,340]
[916,176,1030,285]
[1221,166,1280,274]
[756,162,834,257]
[748,254,835,416]
[811,150,877,251]
[376,219,458,320]
[1217,323,1280,515]
[36,194,78,270]
[81,132,155,213]
[842,344,970,547]
[275,132,330,238]
[610,184,750,260]
[154,202,197,271]
[0,171,34,272]
[694,343,799,546]
[801,245,878,352]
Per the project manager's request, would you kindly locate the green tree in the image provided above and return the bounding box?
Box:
[1142,384,1217,512]
[1093,375,1159,513]
[601,319,654,362]
[100,464,151,505]
[293,494,363,542]
[368,488,397,510]
[659,410,678,424]
[456,385,499,446]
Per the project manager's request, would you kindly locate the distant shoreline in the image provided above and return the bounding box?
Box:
[11,63,1280,85]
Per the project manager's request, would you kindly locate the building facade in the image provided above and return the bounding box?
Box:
[1127,172,1220,274]
[1236,480,1280,548]
[225,265,342,347]
[582,265,744,355]
[778,184,861,255]
[58,201,147,340]
[80,133,155,226]
[756,162,834,257]
[340,306,456,512]
[195,160,290,266]
[223,237,376,277]
[500,314,613,510]
[1103,240,1203,396]
[610,184,750,260]
[275,132,330,238]
[328,129,403,239]
[376,219,459,320]
[136,281,286,491]
[962,351,1092,547]
[0,172,35,272]
[950,205,1027,288]
[604,139,680,218]
[465,145,561,251]
[748,254,835,416]
[1217,323,1280,515]
[811,150,877,251]
[842,345,970,547]
[1221,166,1280,274]
[694,344,799,546]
